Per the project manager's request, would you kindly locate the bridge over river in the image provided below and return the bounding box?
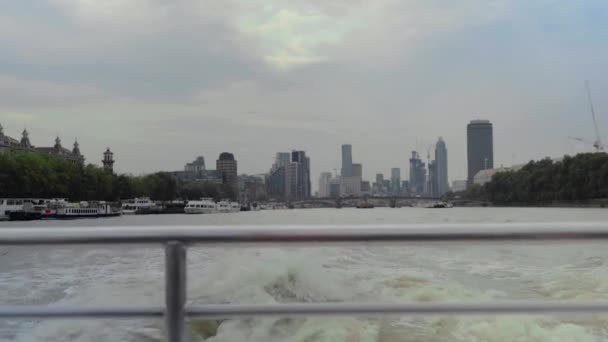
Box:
[289,196,441,209]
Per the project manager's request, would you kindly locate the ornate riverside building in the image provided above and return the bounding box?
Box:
[0,123,84,166]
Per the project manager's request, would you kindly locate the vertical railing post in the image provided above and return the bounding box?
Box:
[165,241,187,342]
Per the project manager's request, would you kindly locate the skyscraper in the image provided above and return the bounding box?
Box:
[467,120,493,187]
[409,151,427,194]
[435,137,449,196]
[217,152,238,196]
[288,150,311,200]
[267,166,287,199]
[268,152,291,199]
[391,168,401,194]
[341,144,353,177]
[428,160,437,197]
[274,152,291,169]
[373,173,385,195]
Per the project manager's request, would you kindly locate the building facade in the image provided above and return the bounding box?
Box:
[329,178,341,198]
[102,148,115,173]
[267,166,287,199]
[390,168,401,194]
[239,174,266,203]
[1,124,86,166]
[318,172,332,198]
[216,152,238,195]
[360,181,371,194]
[373,173,386,195]
[428,160,437,197]
[340,176,361,196]
[352,163,362,178]
[409,151,427,194]
[268,151,311,200]
[450,180,466,192]
[434,137,449,196]
[0,123,20,154]
[185,156,206,173]
[287,150,311,200]
[274,152,291,169]
[467,120,493,188]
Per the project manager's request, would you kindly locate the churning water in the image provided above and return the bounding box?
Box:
[2,207,608,341]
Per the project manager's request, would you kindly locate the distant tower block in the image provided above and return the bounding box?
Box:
[103,147,115,172]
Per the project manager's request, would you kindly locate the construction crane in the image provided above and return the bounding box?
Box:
[569,81,604,152]
[586,81,603,152]
[568,136,597,148]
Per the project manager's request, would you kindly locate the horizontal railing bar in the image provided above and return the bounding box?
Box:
[2,223,608,245]
[186,302,608,317]
[4,301,608,319]
[0,306,163,319]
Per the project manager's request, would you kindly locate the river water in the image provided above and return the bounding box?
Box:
[2,207,608,341]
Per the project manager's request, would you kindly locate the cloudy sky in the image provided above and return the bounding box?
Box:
[1,0,607,188]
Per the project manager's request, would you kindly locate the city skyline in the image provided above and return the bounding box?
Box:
[1,1,606,184]
[0,119,589,195]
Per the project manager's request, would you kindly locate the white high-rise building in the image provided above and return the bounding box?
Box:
[341,176,362,196]
[318,172,332,198]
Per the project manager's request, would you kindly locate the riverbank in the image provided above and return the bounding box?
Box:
[454,198,608,208]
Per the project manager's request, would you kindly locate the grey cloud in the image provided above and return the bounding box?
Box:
[1,0,607,185]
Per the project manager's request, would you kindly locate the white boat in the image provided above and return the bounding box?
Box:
[216,200,240,213]
[55,201,121,219]
[216,200,232,213]
[0,198,52,220]
[184,198,217,214]
[121,197,156,215]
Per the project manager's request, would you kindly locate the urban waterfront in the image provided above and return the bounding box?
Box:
[2,207,608,341]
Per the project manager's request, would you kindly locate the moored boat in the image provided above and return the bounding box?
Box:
[184,198,217,214]
[217,200,240,213]
[55,201,121,219]
[121,197,157,215]
[425,201,453,209]
[1,198,51,220]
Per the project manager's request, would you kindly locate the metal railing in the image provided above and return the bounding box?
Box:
[2,222,608,342]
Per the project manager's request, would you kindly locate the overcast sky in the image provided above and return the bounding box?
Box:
[1,0,608,189]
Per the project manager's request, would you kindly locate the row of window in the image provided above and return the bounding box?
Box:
[187,205,216,209]
[1,199,45,205]
[65,209,98,215]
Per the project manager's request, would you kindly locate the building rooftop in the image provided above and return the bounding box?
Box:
[218,152,235,161]
[469,119,491,124]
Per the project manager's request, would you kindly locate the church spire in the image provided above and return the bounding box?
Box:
[21,128,31,148]
[72,138,81,155]
[102,147,115,173]
[54,136,62,150]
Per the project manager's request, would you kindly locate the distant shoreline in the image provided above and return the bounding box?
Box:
[454,200,608,209]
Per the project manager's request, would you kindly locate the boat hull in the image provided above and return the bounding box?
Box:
[8,211,43,221]
[52,213,122,220]
[184,208,216,214]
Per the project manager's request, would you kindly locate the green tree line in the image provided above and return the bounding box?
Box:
[454,153,608,205]
[0,151,235,201]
